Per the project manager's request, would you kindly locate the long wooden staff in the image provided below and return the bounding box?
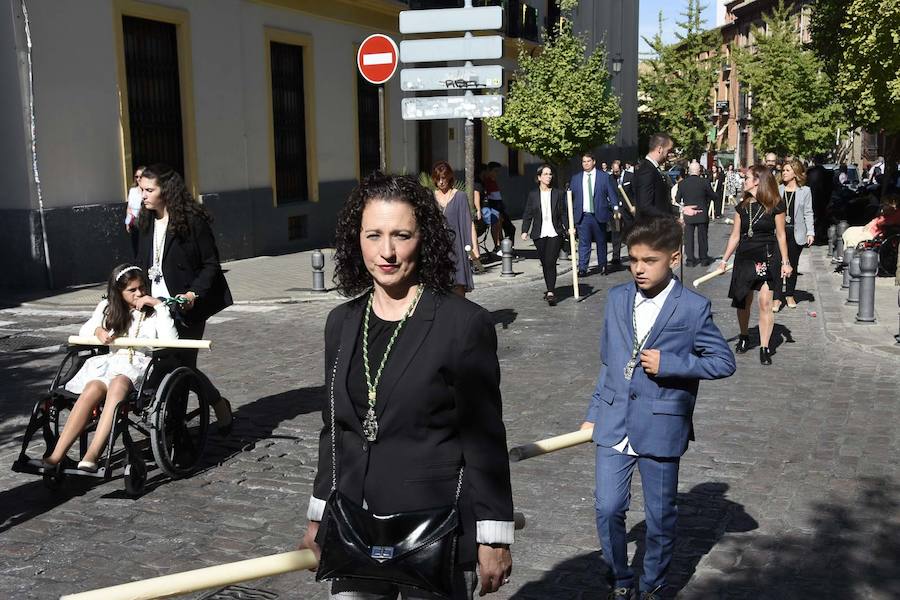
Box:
[509,427,594,462]
[692,263,733,287]
[67,336,211,350]
[566,190,580,300]
[60,515,528,600]
[617,184,636,215]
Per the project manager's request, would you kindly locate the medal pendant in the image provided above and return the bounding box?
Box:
[363,407,378,442]
[785,216,792,225]
[624,359,636,381]
[148,266,162,283]
[747,230,754,238]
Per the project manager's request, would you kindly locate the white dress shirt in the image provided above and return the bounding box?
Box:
[539,190,558,238]
[582,168,597,213]
[150,216,172,299]
[612,277,676,457]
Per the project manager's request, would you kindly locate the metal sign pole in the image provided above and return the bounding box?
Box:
[378,87,386,172]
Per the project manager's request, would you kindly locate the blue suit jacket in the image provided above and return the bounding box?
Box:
[585,278,736,457]
[570,170,620,224]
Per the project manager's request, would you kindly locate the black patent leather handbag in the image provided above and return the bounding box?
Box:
[315,352,463,598]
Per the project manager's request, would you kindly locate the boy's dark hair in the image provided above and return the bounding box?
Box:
[625,216,682,253]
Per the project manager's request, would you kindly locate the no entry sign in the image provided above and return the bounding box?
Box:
[357,34,399,85]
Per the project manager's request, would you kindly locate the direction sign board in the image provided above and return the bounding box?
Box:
[399,35,503,64]
[399,6,503,34]
[357,34,399,85]
[400,65,503,92]
[401,95,503,120]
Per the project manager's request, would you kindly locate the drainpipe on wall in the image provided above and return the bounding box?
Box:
[20,0,53,288]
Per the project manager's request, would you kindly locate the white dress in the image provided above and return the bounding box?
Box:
[64,300,179,394]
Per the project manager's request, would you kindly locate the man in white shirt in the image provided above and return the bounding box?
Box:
[569,152,621,276]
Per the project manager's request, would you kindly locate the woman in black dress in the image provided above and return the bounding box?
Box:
[718,165,792,365]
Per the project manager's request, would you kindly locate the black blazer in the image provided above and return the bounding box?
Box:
[314,290,514,564]
[633,158,674,218]
[521,187,565,239]
[675,175,717,224]
[137,215,233,324]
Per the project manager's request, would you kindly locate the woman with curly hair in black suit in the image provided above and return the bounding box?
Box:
[136,164,234,433]
[300,172,514,599]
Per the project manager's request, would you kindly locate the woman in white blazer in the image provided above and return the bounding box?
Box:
[775,159,815,310]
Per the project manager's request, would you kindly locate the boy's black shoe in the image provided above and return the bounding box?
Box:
[735,334,750,353]
[607,587,634,600]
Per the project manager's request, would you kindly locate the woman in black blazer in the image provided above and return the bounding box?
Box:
[521,164,566,305]
[300,172,514,598]
[136,164,234,432]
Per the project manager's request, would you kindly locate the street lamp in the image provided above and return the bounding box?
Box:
[611,54,623,75]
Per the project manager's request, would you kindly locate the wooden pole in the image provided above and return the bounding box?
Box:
[67,336,211,350]
[691,263,733,287]
[566,190,580,299]
[509,427,594,462]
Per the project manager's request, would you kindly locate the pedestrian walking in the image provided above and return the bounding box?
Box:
[633,133,675,219]
[483,161,516,253]
[521,164,566,305]
[301,172,514,599]
[709,163,726,218]
[569,152,621,276]
[431,161,475,296]
[581,216,735,600]
[125,166,145,257]
[42,264,178,472]
[718,165,792,365]
[724,163,741,207]
[773,159,815,311]
[608,160,634,269]
[136,164,234,432]
[676,162,717,266]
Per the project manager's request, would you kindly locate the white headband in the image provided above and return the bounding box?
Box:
[115,266,142,281]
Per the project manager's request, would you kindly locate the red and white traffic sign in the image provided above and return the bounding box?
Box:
[357,34,399,85]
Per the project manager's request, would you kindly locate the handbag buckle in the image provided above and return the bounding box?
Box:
[370,546,395,560]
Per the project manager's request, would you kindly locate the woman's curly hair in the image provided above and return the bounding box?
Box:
[333,172,455,297]
[137,164,212,238]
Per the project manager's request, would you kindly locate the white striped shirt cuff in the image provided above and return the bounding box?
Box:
[307,496,326,521]
[476,520,515,545]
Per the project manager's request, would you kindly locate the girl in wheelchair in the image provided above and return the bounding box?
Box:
[42,263,178,472]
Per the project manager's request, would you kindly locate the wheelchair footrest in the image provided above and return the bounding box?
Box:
[11,456,109,478]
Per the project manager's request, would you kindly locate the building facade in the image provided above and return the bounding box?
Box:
[0,0,557,290]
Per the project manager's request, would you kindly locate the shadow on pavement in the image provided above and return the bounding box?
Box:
[490,309,518,329]
[0,474,104,533]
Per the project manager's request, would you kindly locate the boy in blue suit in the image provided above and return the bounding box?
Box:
[581,216,736,599]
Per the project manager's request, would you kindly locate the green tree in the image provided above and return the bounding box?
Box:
[639,0,719,158]
[486,3,620,169]
[734,1,845,158]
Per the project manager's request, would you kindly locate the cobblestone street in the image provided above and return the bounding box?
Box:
[1,226,899,599]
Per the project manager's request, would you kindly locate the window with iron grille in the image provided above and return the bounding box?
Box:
[357,74,381,179]
[122,16,184,178]
[270,41,309,204]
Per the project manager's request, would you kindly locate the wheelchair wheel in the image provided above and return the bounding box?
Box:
[877,234,899,277]
[124,454,147,497]
[150,367,210,479]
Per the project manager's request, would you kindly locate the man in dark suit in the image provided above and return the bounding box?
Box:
[608,160,634,269]
[633,133,675,219]
[570,152,620,276]
[676,162,718,266]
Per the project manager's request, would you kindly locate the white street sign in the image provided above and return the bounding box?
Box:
[399,36,503,64]
[399,6,503,34]
[400,65,503,92]
[402,95,503,120]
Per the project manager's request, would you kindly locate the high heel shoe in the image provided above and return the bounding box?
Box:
[546,292,557,306]
[735,335,750,354]
[759,346,772,365]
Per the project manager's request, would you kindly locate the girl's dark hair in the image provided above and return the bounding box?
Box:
[103,264,154,336]
[137,164,211,238]
[535,163,554,184]
[333,172,455,297]
[431,161,455,188]
[739,164,780,213]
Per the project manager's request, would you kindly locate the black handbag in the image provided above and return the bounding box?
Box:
[315,353,464,598]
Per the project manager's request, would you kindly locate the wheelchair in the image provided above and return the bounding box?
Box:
[11,344,211,497]
[855,226,900,277]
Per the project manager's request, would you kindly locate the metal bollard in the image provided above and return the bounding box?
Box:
[826,224,837,257]
[500,237,515,278]
[856,249,878,322]
[847,250,861,304]
[841,247,855,290]
[311,249,326,292]
[833,220,849,263]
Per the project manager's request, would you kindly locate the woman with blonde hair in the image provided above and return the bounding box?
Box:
[773,159,814,310]
[718,165,792,365]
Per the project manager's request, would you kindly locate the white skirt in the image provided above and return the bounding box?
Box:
[64,351,151,395]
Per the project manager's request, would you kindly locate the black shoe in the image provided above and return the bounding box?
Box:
[686,258,698,267]
[700,257,714,267]
[760,346,772,365]
[546,292,557,306]
[600,265,610,276]
[735,335,750,354]
[577,269,588,277]
[607,587,634,600]
[639,586,663,600]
